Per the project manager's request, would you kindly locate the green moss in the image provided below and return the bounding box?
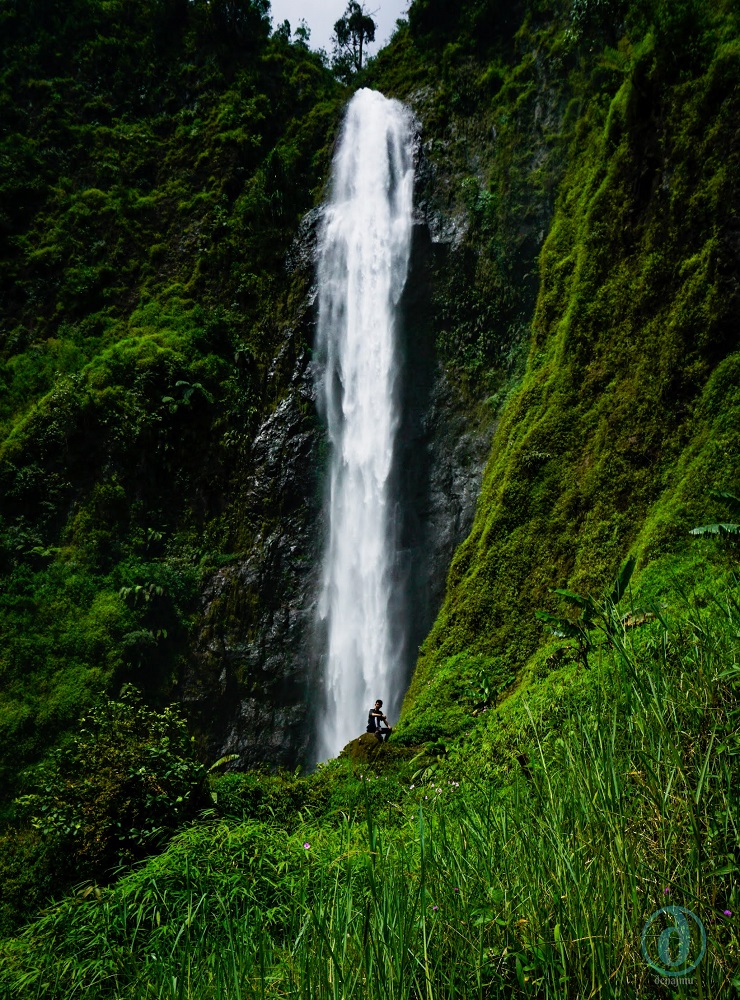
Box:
[401,18,740,736]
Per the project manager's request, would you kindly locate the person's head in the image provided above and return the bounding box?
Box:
[375,700,383,708]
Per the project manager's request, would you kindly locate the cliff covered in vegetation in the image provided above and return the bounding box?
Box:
[391,0,740,746]
[0,0,342,787]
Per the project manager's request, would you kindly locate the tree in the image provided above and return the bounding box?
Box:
[332,1,376,79]
[294,18,311,49]
[206,0,271,45]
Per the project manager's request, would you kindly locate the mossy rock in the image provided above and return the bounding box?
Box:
[339,732,393,764]
[339,732,430,768]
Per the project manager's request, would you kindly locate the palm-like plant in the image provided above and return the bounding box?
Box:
[689,490,740,539]
[536,556,636,669]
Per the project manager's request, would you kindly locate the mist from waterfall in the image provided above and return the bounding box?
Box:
[315,88,415,761]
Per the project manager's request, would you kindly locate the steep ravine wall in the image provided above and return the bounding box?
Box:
[396,30,740,745]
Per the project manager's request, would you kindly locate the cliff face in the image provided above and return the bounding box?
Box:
[386,6,740,743]
[186,312,323,769]
[181,210,499,768]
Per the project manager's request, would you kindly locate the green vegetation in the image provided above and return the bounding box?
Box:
[0,0,344,931]
[0,688,206,936]
[690,491,740,540]
[399,0,740,744]
[0,0,341,802]
[1,0,740,994]
[1,572,738,996]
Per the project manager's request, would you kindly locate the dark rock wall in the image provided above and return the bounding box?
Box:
[186,289,325,768]
[184,194,496,766]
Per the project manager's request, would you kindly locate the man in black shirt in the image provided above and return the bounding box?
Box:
[366,699,392,740]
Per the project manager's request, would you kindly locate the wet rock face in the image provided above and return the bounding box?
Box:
[185,207,495,770]
[185,328,325,770]
[391,224,495,705]
[423,375,496,613]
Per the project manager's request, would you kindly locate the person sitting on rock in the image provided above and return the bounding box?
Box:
[366,699,392,741]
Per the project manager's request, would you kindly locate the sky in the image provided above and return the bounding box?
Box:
[268,0,409,57]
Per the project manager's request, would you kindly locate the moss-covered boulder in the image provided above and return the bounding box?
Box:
[337,732,428,770]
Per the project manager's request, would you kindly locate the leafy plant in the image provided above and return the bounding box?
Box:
[535,556,636,668]
[15,686,206,878]
[690,490,740,540]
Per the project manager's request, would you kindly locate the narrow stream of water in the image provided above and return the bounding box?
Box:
[315,88,415,760]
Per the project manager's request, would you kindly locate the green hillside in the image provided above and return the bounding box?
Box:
[0,0,341,797]
[396,1,740,745]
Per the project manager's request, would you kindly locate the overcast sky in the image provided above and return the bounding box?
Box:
[269,0,409,57]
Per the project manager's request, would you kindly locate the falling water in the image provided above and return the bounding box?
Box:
[315,88,415,760]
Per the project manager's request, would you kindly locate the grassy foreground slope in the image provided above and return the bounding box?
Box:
[1,574,738,996]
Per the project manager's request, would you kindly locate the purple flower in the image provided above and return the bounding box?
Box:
[724,909,732,917]
[663,887,670,894]
[453,887,459,893]
[303,842,311,850]
[432,905,439,911]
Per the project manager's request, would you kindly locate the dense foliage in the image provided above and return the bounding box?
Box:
[17,688,204,866]
[1,688,205,935]
[0,0,340,798]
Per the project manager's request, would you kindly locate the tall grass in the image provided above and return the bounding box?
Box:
[1,583,738,998]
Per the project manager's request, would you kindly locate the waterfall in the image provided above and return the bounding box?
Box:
[315,88,415,760]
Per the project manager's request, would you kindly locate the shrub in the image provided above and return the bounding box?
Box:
[15,686,206,879]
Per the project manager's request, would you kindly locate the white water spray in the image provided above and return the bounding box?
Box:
[315,88,415,760]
